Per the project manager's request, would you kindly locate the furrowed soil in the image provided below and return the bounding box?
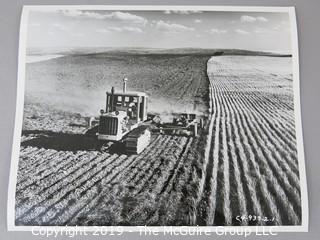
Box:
[197,56,300,226]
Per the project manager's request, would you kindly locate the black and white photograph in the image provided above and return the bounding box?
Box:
[8,5,308,231]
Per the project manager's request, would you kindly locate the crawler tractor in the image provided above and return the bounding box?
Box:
[94,78,202,154]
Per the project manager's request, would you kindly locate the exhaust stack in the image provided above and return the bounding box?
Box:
[123,77,128,93]
[110,86,115,112]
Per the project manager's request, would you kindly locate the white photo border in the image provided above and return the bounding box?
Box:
[7,5,308,232]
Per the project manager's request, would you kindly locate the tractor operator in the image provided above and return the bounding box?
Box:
[127,98,137,119]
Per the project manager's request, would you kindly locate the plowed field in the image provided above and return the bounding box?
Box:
[16,54,300,226]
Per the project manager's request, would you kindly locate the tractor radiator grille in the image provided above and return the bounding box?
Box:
[99,117,118,136]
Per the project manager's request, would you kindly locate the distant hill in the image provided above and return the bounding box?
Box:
[27,47,292,58]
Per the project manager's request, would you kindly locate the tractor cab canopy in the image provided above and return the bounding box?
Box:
[106,91,147,97]
[105,90,147,123]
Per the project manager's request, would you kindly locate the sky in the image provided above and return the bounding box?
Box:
[27,9,293,53]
